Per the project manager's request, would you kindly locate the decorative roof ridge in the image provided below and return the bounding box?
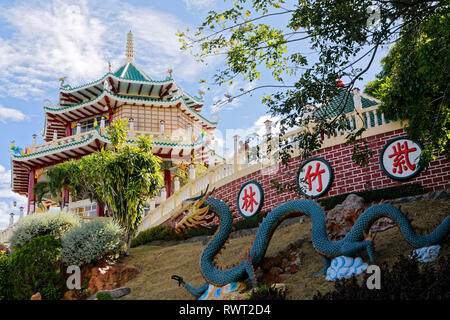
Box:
[12,134,95,160]
[359,92,381,105]
[59,72,174,94]
[120,62,131,78]
[59,73,110,93]
[128,60,153,81]
[179,88,204,103]
[46,89,218,125]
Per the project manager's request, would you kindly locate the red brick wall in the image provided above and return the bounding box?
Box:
[165,128,449,227]
[215,129,449,221]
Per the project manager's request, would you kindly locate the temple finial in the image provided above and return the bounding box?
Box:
[126,31,135,62]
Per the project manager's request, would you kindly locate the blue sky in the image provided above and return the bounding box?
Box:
[0,0,389,228]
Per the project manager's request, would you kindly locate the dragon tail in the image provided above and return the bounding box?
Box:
[347,204,450,248]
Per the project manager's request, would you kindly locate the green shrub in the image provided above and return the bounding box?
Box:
[247,284,287,300]
[9,210,81,249]
[0,255,10,300]
[7,235,65,300]
[61,218,125,266]
[131,225,183,247]
[96,292,113,300]
[314,254,450,300]
[318,183,424,210]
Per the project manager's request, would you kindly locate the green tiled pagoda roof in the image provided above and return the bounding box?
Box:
[46,89,217,126]
[115,62,151,81]
[314,90,378,119]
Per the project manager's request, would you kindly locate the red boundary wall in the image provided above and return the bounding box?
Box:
[165,128,449,227]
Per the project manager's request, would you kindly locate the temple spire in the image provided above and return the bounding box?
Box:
[126,31,135,62]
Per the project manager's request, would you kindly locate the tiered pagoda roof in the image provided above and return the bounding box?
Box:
[12,32,218,196]
[44,32,212,141]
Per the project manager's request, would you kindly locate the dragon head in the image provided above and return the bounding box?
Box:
[174,185,216,235]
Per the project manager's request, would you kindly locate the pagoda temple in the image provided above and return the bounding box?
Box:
[10,31,220,217]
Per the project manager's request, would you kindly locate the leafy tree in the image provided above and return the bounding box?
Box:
[49,119,163,255]
[365,12,450,164]
[98,119,164,255]
[178,0,449,166]
[33,165,71,209]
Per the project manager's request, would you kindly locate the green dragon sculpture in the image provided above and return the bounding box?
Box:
[171,187,450,298]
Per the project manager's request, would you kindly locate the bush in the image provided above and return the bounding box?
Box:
[131,225,183,248]
[318,183,424,210]
[247,284,287,300]
[314,254,450,300]
[0,245,10,257]
[6,235,65,300]
[9,210,81,249]
[61,218,125,266]
[0,255,10,300]
[96,292,113,300]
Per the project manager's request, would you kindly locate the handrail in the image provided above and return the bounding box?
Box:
[139,162,234,231]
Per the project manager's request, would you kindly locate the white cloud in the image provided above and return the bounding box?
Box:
[0,104,28,123]
[0,165,11,185]
[0,195,27,230]
[183,0,217,10]
[210,80,258,113]
[0,0,220,100]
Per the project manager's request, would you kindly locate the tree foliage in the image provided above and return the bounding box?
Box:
[46,119,163,255]
[178,0,449,166]
[365,12,450,164]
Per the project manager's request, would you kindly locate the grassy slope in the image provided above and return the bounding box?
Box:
[119,198,450,300]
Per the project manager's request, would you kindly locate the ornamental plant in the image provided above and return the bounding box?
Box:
[95,119,164,255]
[51,119,164,256]
[6,235,65,300]
[9,210,81,249]
[61,218,125,266]
[0,246,10,257]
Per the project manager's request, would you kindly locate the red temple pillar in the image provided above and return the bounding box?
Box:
[96,204,104,217]
[109,109,113,126]
[164,169,171,199]
[63,189,69,208]
[66,122,71,137]
[27,169,36,215]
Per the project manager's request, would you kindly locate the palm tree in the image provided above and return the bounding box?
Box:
[33,166,71,209]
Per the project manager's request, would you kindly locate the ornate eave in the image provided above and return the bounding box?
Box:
[11,129,209,196]
[44,89,216,141]
[59,73,204,111]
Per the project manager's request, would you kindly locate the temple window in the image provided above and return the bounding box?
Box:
[72,116,108,135]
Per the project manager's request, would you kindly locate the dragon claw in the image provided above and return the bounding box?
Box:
[171,275,184,286]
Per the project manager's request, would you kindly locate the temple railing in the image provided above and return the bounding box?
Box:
[27,127,204,157]
[30,130,97,154]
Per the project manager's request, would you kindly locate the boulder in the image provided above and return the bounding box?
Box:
[88,263,140,295]
[87,287,132,300]
[326,194,395,239]
[30,292,41,300]
[258,237,305,284]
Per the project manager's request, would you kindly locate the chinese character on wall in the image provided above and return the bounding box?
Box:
[380,137,423,180]
[297,158,333,198]
[237,181,264,218]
